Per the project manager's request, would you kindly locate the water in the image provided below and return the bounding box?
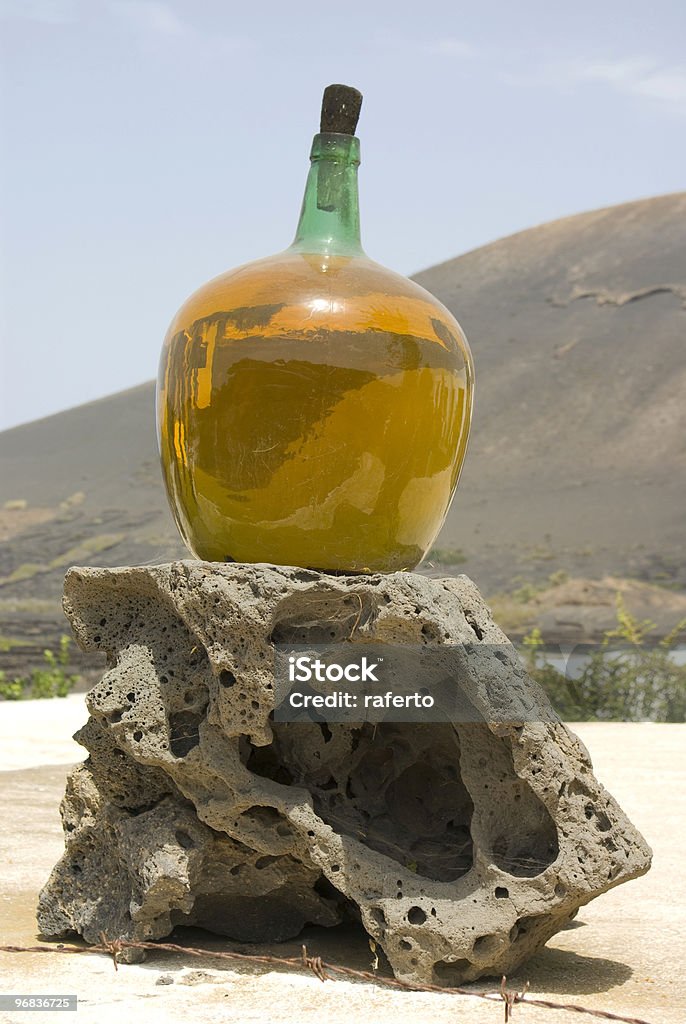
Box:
[534,643,686,679]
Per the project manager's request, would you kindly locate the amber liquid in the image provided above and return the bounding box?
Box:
[157,249,473,572]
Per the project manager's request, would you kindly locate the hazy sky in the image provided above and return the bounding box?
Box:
[1,0,685,431]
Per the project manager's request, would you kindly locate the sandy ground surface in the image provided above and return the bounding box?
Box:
[0,695,684,1024]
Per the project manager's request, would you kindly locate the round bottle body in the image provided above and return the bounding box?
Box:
[157,248,473,572]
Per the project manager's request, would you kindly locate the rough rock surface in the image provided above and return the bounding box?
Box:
[37,562,651,985]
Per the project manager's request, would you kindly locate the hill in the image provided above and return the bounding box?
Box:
[414,191,686,591]
[1,193,684,676]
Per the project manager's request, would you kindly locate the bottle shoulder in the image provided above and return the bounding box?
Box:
[163,248,471,363]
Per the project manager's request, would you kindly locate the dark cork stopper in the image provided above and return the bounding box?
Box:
[320,84,363,135]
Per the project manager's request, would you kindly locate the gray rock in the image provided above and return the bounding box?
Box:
[37,562,651,985]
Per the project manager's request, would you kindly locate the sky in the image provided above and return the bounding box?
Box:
[0,0,685,431]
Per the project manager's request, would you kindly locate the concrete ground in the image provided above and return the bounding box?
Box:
[0,695,683,1024]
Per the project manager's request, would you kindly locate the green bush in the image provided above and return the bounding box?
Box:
[0,675,26,699]
[521,596,686,722]
[0,635,79,700]
[427,546,466,565]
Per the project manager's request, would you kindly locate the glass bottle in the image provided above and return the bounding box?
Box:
[157,85,474,573]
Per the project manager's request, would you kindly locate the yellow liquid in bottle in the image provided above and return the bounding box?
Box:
[157,249,473,572]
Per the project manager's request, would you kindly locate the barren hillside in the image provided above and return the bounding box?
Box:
[1,193,684,673]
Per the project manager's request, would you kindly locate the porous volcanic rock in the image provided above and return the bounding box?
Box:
[37,562,651,984]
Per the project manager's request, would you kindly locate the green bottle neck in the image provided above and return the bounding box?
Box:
[290,133,364,257]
